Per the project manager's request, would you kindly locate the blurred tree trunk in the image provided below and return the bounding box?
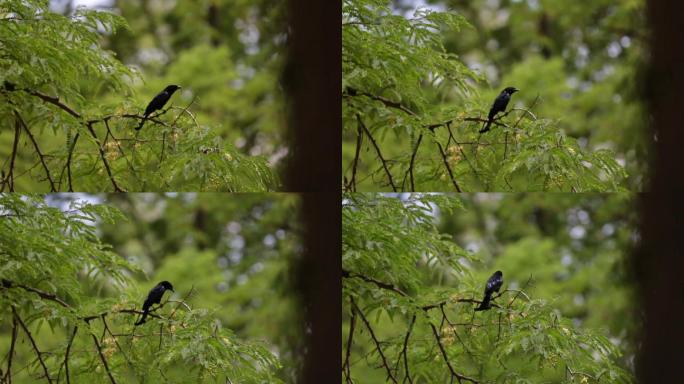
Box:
[284,0,340,382]
[284,0,340,192]
[636,0,684,381]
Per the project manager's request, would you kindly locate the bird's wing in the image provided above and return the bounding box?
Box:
[486,275,502,292]
[152,285,167,304]
[492,94,510,112]
[144,91,170,115]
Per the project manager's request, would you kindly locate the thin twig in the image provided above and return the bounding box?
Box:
[102,315,133,369]
[356,114,397,191]
[169,286,194,320]
[343,297,356,384]
[1,279,70,307]
[408,134,423,192]
[5,315,18,384]
[351,297,398,383]
[347,121,363,192]
[64,325,78,384]
[447,125,479,182]
[428,322,478,384]
[401,315,415,383]
[15,111,56,191]
[435,139,463,192]
[85,124,124,192]
[507,275,533,308]
[345,87,417,116]
[12,307,53,383]
[343,269,407,296]
[91,334,117,384]
[103,119,137,176]
[4,117,21,191]
[62,132,80,192]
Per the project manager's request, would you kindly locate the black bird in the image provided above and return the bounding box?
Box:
[480,87,519,133]
[475,271,503,311]
[135,281,174,325]
[136,85,181,130]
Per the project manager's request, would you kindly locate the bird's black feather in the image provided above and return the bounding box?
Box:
[480,87,518,133]
[135,281,174,325]
[136,85,181,130]
[475,271,503,311]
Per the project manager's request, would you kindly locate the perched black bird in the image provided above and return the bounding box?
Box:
[480,87,519,133]
[475,271,503,311]
[136,85,181,130]
[135,281,174,325]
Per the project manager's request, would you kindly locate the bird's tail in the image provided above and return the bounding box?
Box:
[479,119,492,133]
[136,117,146,131]
[134,311,147,325]
[475,293,491,311]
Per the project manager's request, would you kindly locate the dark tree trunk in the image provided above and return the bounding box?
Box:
[284,0,340,192]
[284,0,340,383]
[636,0,684,381]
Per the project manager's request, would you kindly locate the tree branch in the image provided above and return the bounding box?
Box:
[85,124,124,192]
[90,333,117,384]
[345,87,417,116]
[342,269,407,296]
[343,296,356,384]
[101,315,133,369]
[12,307,53,383]
[428,322,478,384]
[435,139,463,192]
[3,117,21,192]
[1,279,70,308]
[63,325,77,384]
[356,114,397,191]
[27,89,81,118]
[4,315,18,384]
[0,279,160,322]
[350,296,398,383]
[14,111,56,191]
[346,121,363,192]
[400,315,415,383]
[407,134,423,192]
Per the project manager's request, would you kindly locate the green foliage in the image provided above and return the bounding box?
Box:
[0,0,278,192]
[342,193,635,383]
[342,0,634,192]
[0,194,282,383]
[343,0,477,112]
[343,193,468,292]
